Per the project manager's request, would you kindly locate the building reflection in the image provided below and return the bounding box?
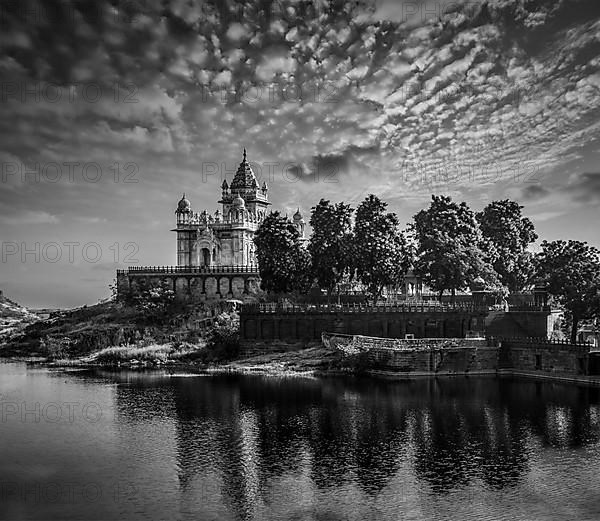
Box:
[110,372,600,519]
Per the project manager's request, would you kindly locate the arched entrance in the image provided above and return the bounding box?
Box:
[201,248,211,267]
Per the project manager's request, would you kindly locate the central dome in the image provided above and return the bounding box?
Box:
[176,193,191,213]
[230,148,259,191]
[232,194,245,208]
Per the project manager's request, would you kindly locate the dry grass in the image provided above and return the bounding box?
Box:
[91,344,175,364]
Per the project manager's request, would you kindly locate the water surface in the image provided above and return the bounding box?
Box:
[1,362,599,520]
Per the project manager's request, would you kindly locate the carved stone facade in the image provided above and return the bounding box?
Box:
[116,149,306,303]
[117,266,262,302]
[173,149,274,268]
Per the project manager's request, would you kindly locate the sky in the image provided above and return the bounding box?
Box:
[0,0,599,308]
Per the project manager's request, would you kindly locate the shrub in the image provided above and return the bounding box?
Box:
[40,336,71,360]
[94,344,173,364]
[336,351,373,373]
[204,312,240,362]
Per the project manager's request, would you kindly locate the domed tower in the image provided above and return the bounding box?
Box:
[293,208,306,240]
[174,193,194,266]
[176,193,191,215]
[230,194,246,222]
[221,148,270,219]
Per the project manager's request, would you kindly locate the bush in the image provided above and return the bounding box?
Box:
[94,344,173,364]
[204,312,240,362]
[40,336,72,360]
[336,351,373,373]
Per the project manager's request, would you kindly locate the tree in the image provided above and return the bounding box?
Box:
[477,200,538,292]
[535,240,600,344]
[413,195,499,301]
[353,194,410,304]
[308,199,354,300]
[253,212,312,295]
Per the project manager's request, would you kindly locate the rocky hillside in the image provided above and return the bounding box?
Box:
[0,298,225,359]
[0,293,39,339]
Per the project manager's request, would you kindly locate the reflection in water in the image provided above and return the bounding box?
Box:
[113,374,600,520]
[1,364,600,520]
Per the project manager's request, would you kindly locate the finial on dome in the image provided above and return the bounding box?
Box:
[176,193,191,214]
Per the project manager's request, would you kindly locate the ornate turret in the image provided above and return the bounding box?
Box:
[176,193,191,214]
[232,194,246,208]
[173,149,274,269]
[293,208,306,239]
[231,148,259,192]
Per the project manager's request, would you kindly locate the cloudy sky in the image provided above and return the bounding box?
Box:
[1,0,599,308]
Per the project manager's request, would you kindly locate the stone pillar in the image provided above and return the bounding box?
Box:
[418,318,425,338]
[533,281,548,307]
[383,319,389,338]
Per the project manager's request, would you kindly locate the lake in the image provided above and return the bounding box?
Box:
[1,362,599,520]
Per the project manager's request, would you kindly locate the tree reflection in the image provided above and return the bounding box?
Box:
[108,372,600,519]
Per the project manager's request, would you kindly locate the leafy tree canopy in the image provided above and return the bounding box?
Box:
[309,199,354,297]
[477,199,537,291]
[413,195,499,300]
[535,240,600,343]
[354,194,411,303]
[254,212,312,295]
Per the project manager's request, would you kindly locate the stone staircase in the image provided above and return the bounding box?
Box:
[485,310,532,338]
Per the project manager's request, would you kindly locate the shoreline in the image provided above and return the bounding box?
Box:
[3,351,600,386]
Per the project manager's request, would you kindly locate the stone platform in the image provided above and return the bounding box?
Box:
[116,265,261,302]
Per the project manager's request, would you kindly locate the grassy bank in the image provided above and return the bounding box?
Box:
[0,297,345,375]
[1,299,228,362]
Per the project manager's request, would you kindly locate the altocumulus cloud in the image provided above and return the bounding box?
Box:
[1,0,600,306]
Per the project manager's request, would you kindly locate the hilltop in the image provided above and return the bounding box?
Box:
[0,292,39,340]
[0,296,223,362]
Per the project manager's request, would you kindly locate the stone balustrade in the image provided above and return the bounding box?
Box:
[117,265,259,275]
[243,302,490,314]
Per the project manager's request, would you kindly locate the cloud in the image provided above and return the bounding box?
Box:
[567,172,600,202]
[2,0,600,306]
[522,184,551,201]
[4,211,59,225]
[226,23,250,41]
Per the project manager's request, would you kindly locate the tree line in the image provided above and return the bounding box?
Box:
[253,194,600,343]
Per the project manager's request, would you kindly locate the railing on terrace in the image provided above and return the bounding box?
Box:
[242,302,490,314]
[488,336,595,350]
[117,265,259,275]
[505,304,551,312]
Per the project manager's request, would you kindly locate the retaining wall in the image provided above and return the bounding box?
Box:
[240,308,488,345]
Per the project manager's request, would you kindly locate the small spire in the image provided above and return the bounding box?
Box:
[243,148,247,161]
[182,192,186,198]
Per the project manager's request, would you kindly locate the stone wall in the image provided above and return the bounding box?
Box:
[240,307,488,345]
[500,338,590,375]
[363,340,498,374]
[117,267,262,303]
[343,337,593,379]
[485,310,551,338]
